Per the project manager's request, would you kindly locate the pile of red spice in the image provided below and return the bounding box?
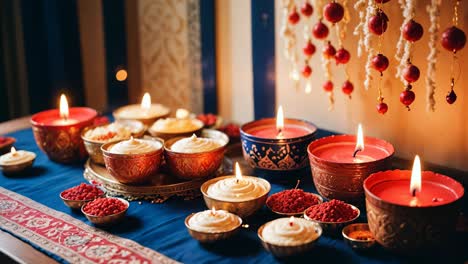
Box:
[89,131,118,142]
[197,113,218,127]
[267,189,321,214]
[305,199,358,222]
[61,183,104,201]
[83,198,127,217]
[348,230,374,241]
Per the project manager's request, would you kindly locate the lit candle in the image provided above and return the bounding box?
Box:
[53,94,78,125]
[0,147,36,173]
[307,124,394,201]
[113,92,170,126]
[366,155,461,207]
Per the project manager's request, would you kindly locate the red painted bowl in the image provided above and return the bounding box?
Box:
[31,107,97,163]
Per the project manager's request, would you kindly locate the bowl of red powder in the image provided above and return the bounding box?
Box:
[266,189,323,216]
[342,223,376,250]
[82,197,129,225]
[60,183,105,209]
[304,199,360,235]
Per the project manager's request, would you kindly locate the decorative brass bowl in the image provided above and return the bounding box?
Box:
[200,175,271,218]
[304,204,360,236]
[164,129,229,180]
[184,213,242,243]
[307,135,394,203]
[59,188,106,210]
[0,155,36,175]
[266,192,323,216]
[342,223,376,250]
[101,137,164,185]
[82,120,145,165]
[81,198,129,225]
[148,119,204,141]
[258,220,322,257]
[30,107,97,163]
[113,104,170,127]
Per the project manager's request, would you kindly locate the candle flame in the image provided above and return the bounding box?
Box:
[59,94,69,120]
[290,69,300,81]
[410,155,422,196]
[141,93,151,110]
[289,216,295,226]
[235,162,243,181]
[355,124,364,154]
[276,105,284,136]
[11,147,16,153]
[211,206,216,215]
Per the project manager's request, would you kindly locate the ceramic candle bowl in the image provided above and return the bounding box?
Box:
[184,213,243,243]
[240,118,317,171]
[113,104,170,127]
[31,107,97,163]
[364,170,464,252]
[200,176,271,218]
[257,222,322,257]
[308,135,394,203]
[164,129,229,180]
[82,120,145,165]
[101,137,164,185]
[0,155,36,175]
[148,119,204,141]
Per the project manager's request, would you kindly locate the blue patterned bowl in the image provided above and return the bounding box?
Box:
[240,118,317,171]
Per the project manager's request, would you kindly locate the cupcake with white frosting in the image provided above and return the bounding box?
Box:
[258,217,322,257]
[185,208,242,243]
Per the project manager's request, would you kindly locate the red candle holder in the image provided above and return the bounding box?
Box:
[364,170,464,251]
[307,135,394,203]
[31,107,97,163]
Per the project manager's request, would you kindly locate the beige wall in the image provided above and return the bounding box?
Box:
[217,0,468,171]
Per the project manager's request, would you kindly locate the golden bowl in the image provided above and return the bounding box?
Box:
[59,189,106,209]
[304,204,360,236]
[342,223,376,250]
[266,192,323,217]
[82,120,146,165]
[81,198,129,225]
[184,213,242,243]
[101,137,164,184]
[113,104,170,127]
[148,118,204,141]
[258,220,322,257]
[164,129,229,180]
[200,175,271,218]
[0,156,36,175]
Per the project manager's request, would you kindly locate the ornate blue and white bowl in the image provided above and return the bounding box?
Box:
[240,118,317,171]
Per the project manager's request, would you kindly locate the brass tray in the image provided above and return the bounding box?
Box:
[83,157,232,203]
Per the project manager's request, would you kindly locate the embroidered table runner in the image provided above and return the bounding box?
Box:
[0,187,178,264]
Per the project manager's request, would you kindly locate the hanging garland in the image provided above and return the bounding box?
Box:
[281,0,300,88]
[367,1,390,114]
[441,0,466,105]
[301,1,315,94]
[396,0,424,110]
[425,0,441,111]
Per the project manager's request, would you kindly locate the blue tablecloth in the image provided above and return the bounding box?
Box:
[1,128,467,264]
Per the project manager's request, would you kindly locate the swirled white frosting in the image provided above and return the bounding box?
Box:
[207,176,268,202]
[262,218,320,246]
[188,210,241,233]
[109,138,161,154]
[0,150,36,166]
[171,134,222,153]
[84,122,139,143]
[116,104,169,119]
[150,118,202,133]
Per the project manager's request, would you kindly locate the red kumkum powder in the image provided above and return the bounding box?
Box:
[267,189,321,214]
[305,199,358,222]
[61,183,104,201]
[83,198,127,217]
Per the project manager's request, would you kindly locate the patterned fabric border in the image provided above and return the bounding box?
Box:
[0,187,179,264]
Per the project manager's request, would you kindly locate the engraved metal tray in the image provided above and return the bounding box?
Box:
[83,157,232,203]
